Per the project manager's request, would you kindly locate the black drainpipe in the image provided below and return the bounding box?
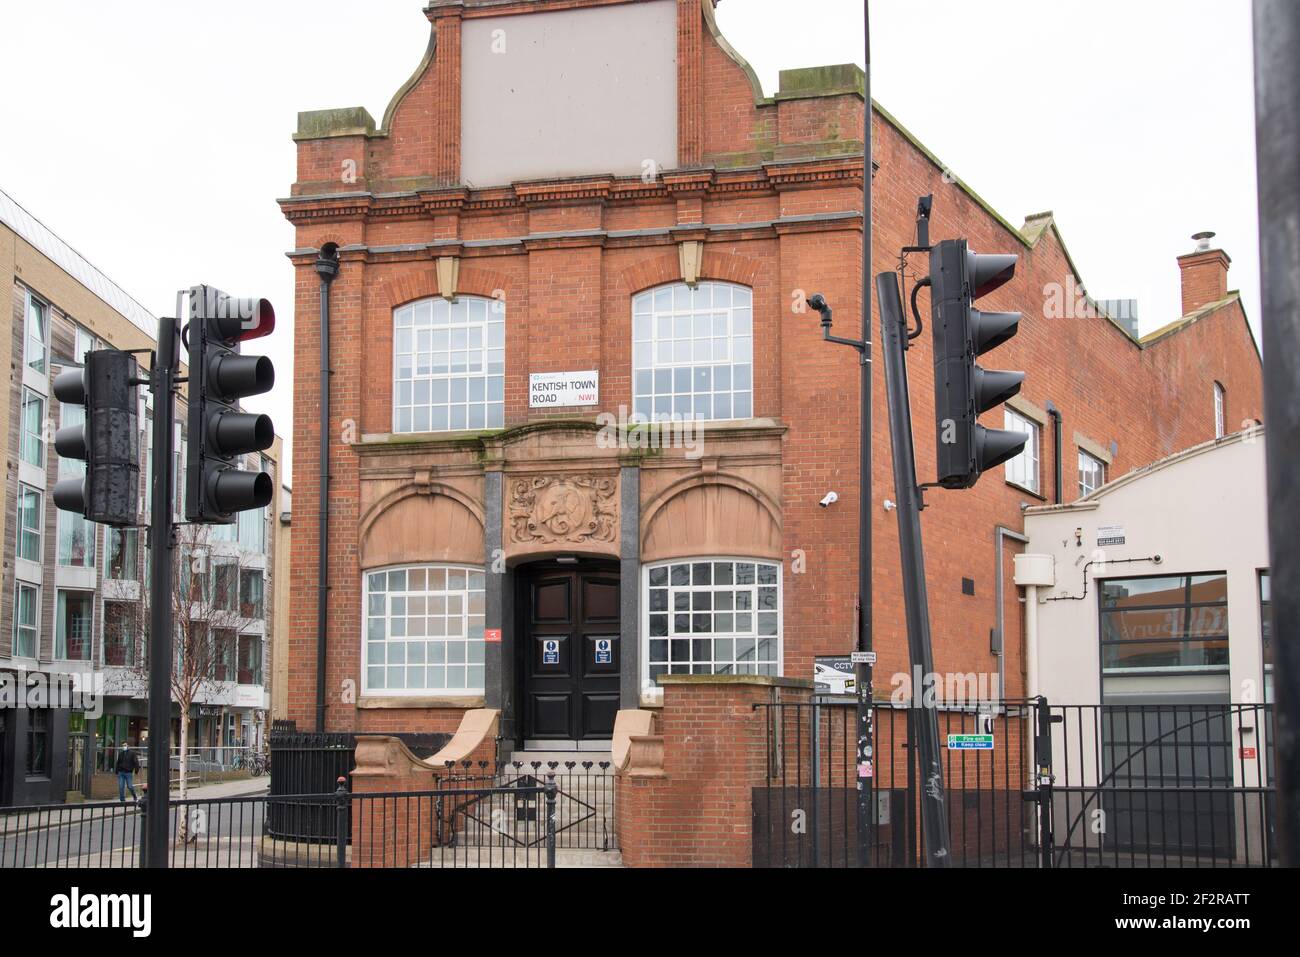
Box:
[314,244,339,732]
[1046,401,1063,504]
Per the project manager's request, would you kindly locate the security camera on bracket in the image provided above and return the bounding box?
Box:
[819,491,839,508]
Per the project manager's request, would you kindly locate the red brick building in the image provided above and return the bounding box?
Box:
[279,0,1262,749]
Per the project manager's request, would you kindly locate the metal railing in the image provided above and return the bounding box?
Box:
[753,697,1277,868]
[109,745,268,785]
[0,778,561,869]
[753,698,1037,868]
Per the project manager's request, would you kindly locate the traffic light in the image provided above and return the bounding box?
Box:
[185,285,276,523]
[929,239,1027,489]
[52,350,141,526]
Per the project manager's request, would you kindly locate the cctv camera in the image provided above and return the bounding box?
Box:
[819,491,839,508]
[808,294,827,312]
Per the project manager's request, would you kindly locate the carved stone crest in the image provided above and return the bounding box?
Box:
[509,475,618,545]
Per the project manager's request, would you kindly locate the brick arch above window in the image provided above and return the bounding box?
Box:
[641,473,782,564]
[380,264,512,311]
[359,483,485,570]
[617,247,763,297]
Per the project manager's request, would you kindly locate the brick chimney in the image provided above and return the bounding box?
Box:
[1177,231,1231,315]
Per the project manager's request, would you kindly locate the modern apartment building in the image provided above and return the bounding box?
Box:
[1,187,283,806]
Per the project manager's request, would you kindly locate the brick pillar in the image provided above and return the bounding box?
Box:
[429,3,464,187]
[349,735,438,868]
[677,0,703,167]
[616,675,813,867]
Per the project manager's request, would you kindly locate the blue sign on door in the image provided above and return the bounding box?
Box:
[543,640,560,665]
[595,638,612,665]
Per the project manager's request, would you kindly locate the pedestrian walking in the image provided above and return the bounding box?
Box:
[115,743,141,803]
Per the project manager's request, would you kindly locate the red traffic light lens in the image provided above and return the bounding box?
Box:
[238,299,275,342]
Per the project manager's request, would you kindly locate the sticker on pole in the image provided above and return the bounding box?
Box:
[594,638,612,664]
[850,651,877,665]
[947,733,994,750]
[542,640,560,665]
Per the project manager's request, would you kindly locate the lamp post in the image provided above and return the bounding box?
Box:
[802,0,875,869]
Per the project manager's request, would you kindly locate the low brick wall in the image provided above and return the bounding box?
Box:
[616,675,813,867]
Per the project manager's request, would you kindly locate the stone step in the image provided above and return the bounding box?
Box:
[506,751,614,768]
[420,846,623,869]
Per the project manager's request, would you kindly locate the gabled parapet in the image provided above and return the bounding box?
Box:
[288,0,871,198]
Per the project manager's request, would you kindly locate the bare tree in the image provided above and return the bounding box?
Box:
[117,523,251,840]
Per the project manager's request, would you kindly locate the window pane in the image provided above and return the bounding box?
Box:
[21,390,45,467]
[364,566,486,693]
[27,297,47,374]
[57,592,94,661]
[633,282,756,422]
[393,298,505,434]
[1003,410,1039,492]
[643,560,780,687]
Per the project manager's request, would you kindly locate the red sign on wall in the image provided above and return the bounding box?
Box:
[1240,747,1257,760]
[484,628,502,644]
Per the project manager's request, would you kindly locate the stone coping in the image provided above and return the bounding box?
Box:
[656,674,814,690]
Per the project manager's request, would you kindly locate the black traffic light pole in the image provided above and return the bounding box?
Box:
[877,270,951,867]
[1254,0,1300,867]
[145,314,179,869]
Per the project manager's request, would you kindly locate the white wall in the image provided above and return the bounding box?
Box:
[460,0,678,187]
[1023,431,1269,708]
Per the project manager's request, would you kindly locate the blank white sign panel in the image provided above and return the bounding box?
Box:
[460,0,678,187]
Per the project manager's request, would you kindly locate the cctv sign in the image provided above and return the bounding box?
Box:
[529,370,599,408]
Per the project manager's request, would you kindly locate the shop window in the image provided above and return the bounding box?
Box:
[643,559,781,689]
[632,282,753,422]
[393,297,504,433]
[363,565,487,694]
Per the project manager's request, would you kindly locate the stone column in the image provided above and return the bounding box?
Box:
[483,470,516,744]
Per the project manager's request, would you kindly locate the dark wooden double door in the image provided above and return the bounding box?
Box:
[518,562,621,741]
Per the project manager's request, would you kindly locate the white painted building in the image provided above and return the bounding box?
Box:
[1019,426,1270,708]
[1017,427,1272,862]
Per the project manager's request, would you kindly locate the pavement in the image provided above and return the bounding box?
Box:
[0,776,269,836]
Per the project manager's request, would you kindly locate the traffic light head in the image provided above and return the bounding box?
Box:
[51,351,140,526]
[929,239,1027,489]
[185,286,276,523]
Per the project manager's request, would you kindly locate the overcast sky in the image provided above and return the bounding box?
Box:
[0,0,1259,483]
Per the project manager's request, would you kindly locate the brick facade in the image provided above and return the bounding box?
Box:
[281,0,1263,745]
